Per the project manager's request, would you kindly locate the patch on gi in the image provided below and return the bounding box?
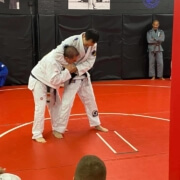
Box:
[92,50,96,56]
[40,97,43,100]
[1,64,5,67]
[92,110,98,117]
[74,37,78,41]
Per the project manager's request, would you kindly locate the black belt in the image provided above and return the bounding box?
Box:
[148,43,161,53]
[31,73,56,103]
[69,73,87,84]
[70,79,86,83]
[30,72,38,80]
[148,43,160,45]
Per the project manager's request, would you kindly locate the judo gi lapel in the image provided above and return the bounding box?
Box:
[152,29,160,38]
[77,34,92,63]
[157,29,160,37]
[152,29,156,38]
[81,47,91,61]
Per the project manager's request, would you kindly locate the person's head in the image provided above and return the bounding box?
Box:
[82,29,99,47]
[64,45,79,64]
[152,20,160,30]
[74,155,106,180]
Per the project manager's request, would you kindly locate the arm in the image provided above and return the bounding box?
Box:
[46,62,75,87]
[76,44,97,76]
[155,30,165,43]
[147,31,158,44]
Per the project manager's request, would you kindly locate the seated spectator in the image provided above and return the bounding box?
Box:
[0,62,8,87]
[0,167,21,180]
[74,155,106,180]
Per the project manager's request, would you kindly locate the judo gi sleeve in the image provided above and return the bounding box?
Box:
[147,31,158,44]
[76,44,97,76]
[155,30,165,43]
[46,63,71,87]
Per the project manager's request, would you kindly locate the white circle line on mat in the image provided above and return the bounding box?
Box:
[0,112,169,138]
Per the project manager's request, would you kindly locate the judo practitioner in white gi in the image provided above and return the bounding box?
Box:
[54,29,108,138]
[147,20,165,80]
[28,46,79,143]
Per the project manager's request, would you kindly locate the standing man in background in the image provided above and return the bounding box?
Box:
[147,20,165,80]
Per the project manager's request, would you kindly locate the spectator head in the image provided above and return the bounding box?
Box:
[74,155,106,180]
[152,20,160,30]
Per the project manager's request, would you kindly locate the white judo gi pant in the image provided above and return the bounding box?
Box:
[56,76,101,133]
[31,80,61,139]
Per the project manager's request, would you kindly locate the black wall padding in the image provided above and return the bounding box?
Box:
[38,15,56,60]
[0,14,172,85]
[56,14,172,81]
[122,14,152,79]
[0,15,34,85]
[90,15,123,81]
[55,0,173,15]
[153,14,173,77]
[56,15,91,44]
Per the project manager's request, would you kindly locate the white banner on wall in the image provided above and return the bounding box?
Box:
[68,0,110,10]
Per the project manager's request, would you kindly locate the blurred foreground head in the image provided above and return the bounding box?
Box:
[74,155,106,180]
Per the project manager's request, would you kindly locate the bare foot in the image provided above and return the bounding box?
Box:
[53,131,63,139]
[65,129,68,132]
[151,77,155,80]
[35,137,46,143]
[160,77,165,80]
[95,125,108,132]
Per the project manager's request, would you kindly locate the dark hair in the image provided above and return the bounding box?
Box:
[64,45,79,58]
[85,29,99,43]
[74,155,106,180]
